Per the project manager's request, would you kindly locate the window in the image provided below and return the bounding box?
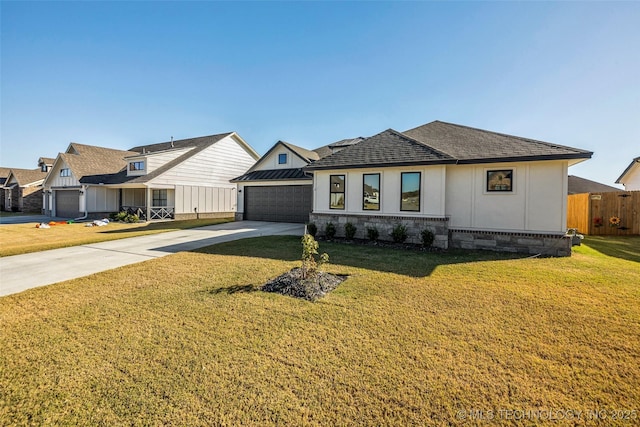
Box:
[60,168,71,177]
[278,153,287,165]
[41,165,48,172]
[400,172,421,211]
[363,173,380,211]
[330,175,345,209]
[129,161,145,171]
[152,189,167,207]
[487,169,513,192]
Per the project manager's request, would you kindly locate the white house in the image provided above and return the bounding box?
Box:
[231,138,362,223]
[43,133,259,220]
[616,157,640,190]
[304,121,593,256]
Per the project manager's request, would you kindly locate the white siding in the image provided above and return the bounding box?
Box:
[126,147,193,177]
[149,135,256,188]
[313,166,447,217]
[445,160,568,233]
[46,160,80,188]
[175,185,235,214]
[85,186,119,213]
[254,147,310,170]
[621,163,640,191]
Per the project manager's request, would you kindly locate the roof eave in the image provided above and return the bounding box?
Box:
[615,157,640,184]
[304,159,457,171]
[455,153,593,165]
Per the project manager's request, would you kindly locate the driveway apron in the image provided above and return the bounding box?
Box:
[0,221,304,297]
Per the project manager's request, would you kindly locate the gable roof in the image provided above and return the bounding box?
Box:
[80,133,240,185]
[403,121,593,164]
[5,168,48,187]
[305,129,456,170]
[616,156,640,184]
[568,175,620,194]
[0,167,10,185]
[56,143,139,183]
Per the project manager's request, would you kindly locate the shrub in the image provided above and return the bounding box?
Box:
[391,224,408,243]
[301,234,329,279]
[125,214,139,223]
[421,229,435,248]
[325,222,336,240]
[344,222,357,240]
[306,223,318,237]
[366,226,379,241]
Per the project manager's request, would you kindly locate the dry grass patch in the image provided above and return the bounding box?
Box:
[1,236,639,425]
[0,218,232,257]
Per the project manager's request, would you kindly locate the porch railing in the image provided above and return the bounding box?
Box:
[150,207,175,220]
[120,206,146,221]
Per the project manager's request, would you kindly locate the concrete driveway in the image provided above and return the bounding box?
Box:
[0,214,66,225]
[0,221,305,297]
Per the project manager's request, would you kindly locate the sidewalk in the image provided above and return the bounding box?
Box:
[0,221,305,297]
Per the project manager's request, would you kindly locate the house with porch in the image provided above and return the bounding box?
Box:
[43,133,259,220]
[304,120,592,256]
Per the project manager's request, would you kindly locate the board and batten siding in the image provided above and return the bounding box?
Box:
[175,186,235,214]
[127,147,193,176]
[149,135,257,188]
[85,186,119,213]
[46,160,80,188]
[445,160,568,234]
[256,146,310,170]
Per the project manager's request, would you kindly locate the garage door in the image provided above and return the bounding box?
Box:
[244,185,312,223]
[55,190,80,218]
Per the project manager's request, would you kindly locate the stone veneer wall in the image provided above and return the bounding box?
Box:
[309,213,450,249]
[174,211,235,221]
[449,229,572,257]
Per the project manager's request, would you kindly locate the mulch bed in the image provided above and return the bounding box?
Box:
[315,236,443,252]
[261,267,347,302]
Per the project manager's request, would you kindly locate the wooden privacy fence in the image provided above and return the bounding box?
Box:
[567,191,640,235]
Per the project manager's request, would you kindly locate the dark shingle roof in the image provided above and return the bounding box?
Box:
[568,175,620,194]
[231,168,311,183]
[313,137,364,159]
[404,121,592,164]
[129,133,232,154]
[305,129,455,170]
[279,141,319,163]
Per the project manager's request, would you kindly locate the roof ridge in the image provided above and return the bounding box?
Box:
[387,128,455,160]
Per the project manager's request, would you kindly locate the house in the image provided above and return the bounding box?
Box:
[43,133,259,220]
[616,156,640,190]
[567,175,620,194]
[304,120,593,256]
[231,138,362,223]
[0,167,10,211]
[2,167,50,213]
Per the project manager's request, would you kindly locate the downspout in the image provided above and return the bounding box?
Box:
[74,185,89,221]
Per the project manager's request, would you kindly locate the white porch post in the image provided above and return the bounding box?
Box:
[146,186,151,221]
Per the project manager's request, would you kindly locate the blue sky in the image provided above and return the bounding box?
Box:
[1,1,638,187]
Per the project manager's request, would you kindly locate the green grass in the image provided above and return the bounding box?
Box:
[1,236,639,425]
[0,218,233,257]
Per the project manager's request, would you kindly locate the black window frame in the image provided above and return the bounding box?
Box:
[329,174,345,210]
[363,173,380,211]
[486,169,513,192]
[152,189,168,207]
[278,153,287,165]
[400,172,421,212]
[60,168,71,177]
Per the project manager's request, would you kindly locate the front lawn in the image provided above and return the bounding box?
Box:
[0,218,233,257]
[1,236,638,425]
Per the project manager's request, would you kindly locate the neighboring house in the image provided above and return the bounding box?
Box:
[567,175,620,194]
[616,156,640,190]
[231,138,362,223]
[43,133,259,220]
[2,164,51,213]
[0,167,10,211]
[304,120,592,256]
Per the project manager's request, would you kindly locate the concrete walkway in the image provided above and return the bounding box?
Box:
[0,221,305,297]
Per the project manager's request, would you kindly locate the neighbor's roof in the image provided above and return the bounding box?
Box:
[404,121,593,164]
[279,141,320,163]
[568,175,620,195]
[58,143,138,183]
[615,156,640,184]
[39,157,56,165]
[313,137,364,159]
[6,168,48,186]
[231,168,311,183]
[305,129,456,170]
[0,167,11,184]
[81,133,235,185]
